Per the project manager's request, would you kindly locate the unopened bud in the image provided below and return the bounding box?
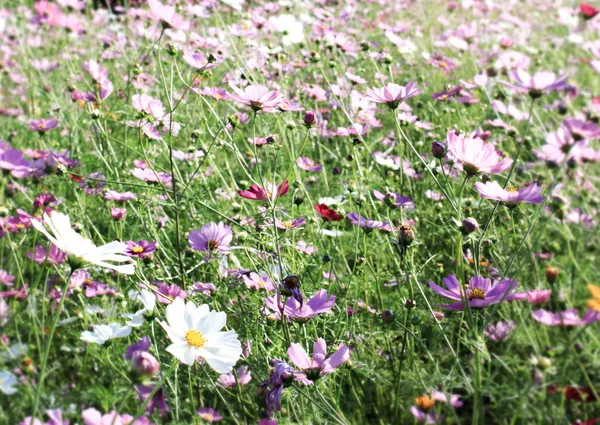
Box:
[461,217,479,234]
[398,225,415,247]
[381,310,394,323]
[545,267,559,283]
[431,141,446,159]
[304,111,316,128]
[132,351,160,377]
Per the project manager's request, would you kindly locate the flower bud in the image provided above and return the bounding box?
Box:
[132,351,160,377]
[398,225,415,247]
[381,310,394,323]
[431,141,446,159]
[405,298,417,309]
[461,217,479,234]
[303,111,316,128]
[545,267,559,283]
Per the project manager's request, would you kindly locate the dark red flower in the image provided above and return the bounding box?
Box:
[580,3,599,19]
[314,204,345,221]
[564,386,598,403]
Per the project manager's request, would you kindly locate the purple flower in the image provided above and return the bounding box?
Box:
[264,289,335,321]
[373,190,414,209]
[135,384,169,416]
[33,194,57,209]
[260,360,296,416]
[197,408,223,423]
[428,274,518,310]
[217,365,252,388]
[365,82,420,109]
[28,118,58,133]
[474,181,545,205]
[189,222,233,256]
[531,309,600,326]
[447,130,511,176]
[562,118,600,141]
[484,321,515,342]
[80,172,106,196]
[287,338,350,385]
[125,336,152,359]
[124,240,157,259]
[192,282,217,296]
[0,149,34,178]
[346,212,390,231]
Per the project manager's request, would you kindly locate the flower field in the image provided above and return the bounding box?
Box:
[1,0,600,424]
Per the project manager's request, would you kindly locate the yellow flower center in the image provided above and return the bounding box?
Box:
[208,240,219,250]
[132,246,144,254]
[282,221,293,228]
[415,395,435,411]
[16,223,25,230]
[185,329,206,348]
[506,186,518,192]
[468,288,486,300]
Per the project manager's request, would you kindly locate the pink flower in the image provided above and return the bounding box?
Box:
[238,180,289,202]
[196,408,222,423]
[264,289,336,321]
[296,157,323,172]
[365,82,420,109]
[474,181,545,205]
[26,244,66,265]
[532,309,600,326]
[111,207,126,221]
[217,365,252,388]
[500,70,568,97]
[242,272,276,291]
[228,84,284,112]
[148,0,192,31]
[509,289,552,304]
[182,48,223,70]
[288,338,350,385]
[447,130,512,176]
[0,270,15,287]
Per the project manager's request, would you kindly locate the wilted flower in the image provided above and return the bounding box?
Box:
[484,321,515,341]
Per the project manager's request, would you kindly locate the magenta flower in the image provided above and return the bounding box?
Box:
[197,408,223,423]
[0,149,34,178]
[28,118,58,133]
[111,208,126,221]
[509,289,552,304]
[189,222,233,256]
[268,218,306,231]
[217,365,252,388]
[531,309,600,326]
[288,338,350,385]
[124,240,157,259]
[474,181,545,205]
[447,130,512,176]
[182,48,223,70]
[238,180,289,202]
[264,289,336,321]
[484,321,515,342]
[148,0,192,30]
[365,82,420,109]
[0,270,15,287]
[155,282,187,305]
[192,282,217,296]
[80,172,106,196]
[33,193,57,209]
[135,384,170,416]
[26,244,66,265]
[500,70,568,97]
[428,274,518,310]
[346,212,390,231]
[228,84,284,112]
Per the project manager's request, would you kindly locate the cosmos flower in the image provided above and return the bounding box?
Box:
[82,408,151,425]
[31,211,135,274]
[189,222,233,256]
[428,274,518,310]
[0,370,18,395]
[131,168,172,184]
[0,270,15,287]
[124,240,157,259]
[197,408,223,423]
[80,323,132,345]
[28,118,58,133]
[104,190,137,202]
[287,338,350,385]
[409,391,463,423]
[532,309,600,326]
[122,289,156,327]
[238,180,289,202]
[217,365,252,388]
[148,0,192,30]
[260,360,297,416]
[159,298,242,372]
[588,285,600,312]
[135,385,169,416]
[484,321,515,342]
[474,181,545,205]
[242,272,276,291]
[296,157,323,172]
[500,70,568,97]
[0,149,34,178]
[228,84,284,112]
[365,82,420,109]
[446,130,512,176]
[314,204,345,221]
[182,48,223,70]
[264,289,336,321]
[509,289,552,304]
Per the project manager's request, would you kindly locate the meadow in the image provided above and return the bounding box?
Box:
[1,0,600,424]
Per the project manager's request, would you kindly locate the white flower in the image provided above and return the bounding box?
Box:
[272,14,304,46]
[123,289,156,327]
[220,0,244,10]
[0,370,18,395]
[31,211,135,275]
[80,323,132,345]
[159,298,242,373]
